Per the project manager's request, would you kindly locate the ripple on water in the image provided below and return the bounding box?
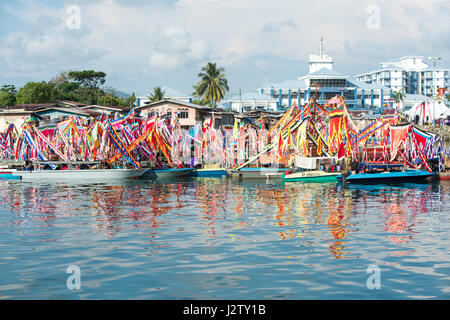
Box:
[0,179,449,299]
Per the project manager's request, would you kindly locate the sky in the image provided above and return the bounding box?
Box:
[0,0,449,98]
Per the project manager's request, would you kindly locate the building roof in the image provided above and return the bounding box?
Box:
[34,106,101,117]
[346,77,389,90]
[303,67,347,78]
[135,99,213,111]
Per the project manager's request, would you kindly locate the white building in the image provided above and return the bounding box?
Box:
[355,56,449,98]
[136,86,192,107]
[226,92,279,113]
[258,35,391,110]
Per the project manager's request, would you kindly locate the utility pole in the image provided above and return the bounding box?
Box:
[239,88,242,113]
[428,56,441,125]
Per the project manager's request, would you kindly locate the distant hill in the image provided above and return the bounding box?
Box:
[104,87,131,99]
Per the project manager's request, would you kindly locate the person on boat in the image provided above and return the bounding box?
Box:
[25,160,34,172]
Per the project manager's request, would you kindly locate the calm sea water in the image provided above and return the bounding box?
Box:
[0,177,449,299]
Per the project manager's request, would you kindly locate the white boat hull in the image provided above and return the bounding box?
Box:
[13,169,147,182]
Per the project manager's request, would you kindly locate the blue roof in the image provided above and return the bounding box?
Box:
[305,68,345,77]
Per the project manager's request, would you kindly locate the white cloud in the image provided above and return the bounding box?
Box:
[0,0,449,93]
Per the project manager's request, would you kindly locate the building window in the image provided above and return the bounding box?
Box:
[243,106,252,111]
[309,79,347,87]
[177,108,189,119]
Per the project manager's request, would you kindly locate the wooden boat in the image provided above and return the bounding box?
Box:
[337,170,433,185]
[283,170,339,183]
[189,168,228,178]
[140,167,193,179]
[230,167,286,180]
[12,168,148,182]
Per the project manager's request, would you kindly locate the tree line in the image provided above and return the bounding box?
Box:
[0,70,136,107]
[1,62,230,108]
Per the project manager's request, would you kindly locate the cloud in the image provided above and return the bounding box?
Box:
[261,19,298,33]
[148,24,210,70]
[0,0,449,95]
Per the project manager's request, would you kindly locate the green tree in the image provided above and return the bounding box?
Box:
[68,70,106,90]
[0,84,17,106]
[126,92,136,107]
[67,70,107,104]
[392,90,405,103]
[148,86,165,103]
[16,81,53,104]
[195,62,229,107]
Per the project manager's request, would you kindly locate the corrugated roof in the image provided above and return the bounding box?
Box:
[135,99,212,111]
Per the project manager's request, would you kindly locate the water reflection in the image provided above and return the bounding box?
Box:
[0,180,448,259]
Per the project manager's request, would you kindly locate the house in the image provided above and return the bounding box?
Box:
[135,99,236,130]
[0,100,102,130]
[0,110,43,131]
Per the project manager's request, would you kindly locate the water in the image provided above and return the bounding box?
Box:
[0,178,449,299]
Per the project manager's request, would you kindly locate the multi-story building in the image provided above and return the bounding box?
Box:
[355,56,449,98]
[258,36,392,110]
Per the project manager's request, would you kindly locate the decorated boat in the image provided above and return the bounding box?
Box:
[283,170,339,182]
[337,170,433,184]
[12,168,148,182]
[140,167,193,179]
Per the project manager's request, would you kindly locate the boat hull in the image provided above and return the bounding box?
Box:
[0,170,20,180]
[140,168,193,179]
[339,170,433,184]
[189,168,228,177]
[230,167,286,180]
[438,171,450,181]
[284,170,339,183]
[13,169,147,182]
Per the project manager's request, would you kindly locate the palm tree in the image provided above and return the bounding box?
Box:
[195,62,229,107]
[148,86,165,103]
[392,90,405,103]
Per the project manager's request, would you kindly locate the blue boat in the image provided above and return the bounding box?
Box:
[337,170,433,185]
[189,168,228,178]
[0,170,20,180]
